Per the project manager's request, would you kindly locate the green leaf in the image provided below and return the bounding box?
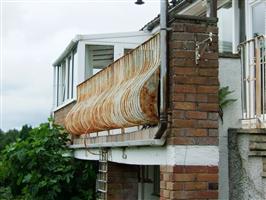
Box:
[22,174,32,183]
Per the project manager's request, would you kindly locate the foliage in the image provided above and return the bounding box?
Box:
[218,86,237,121]
[0,129,19,152]
[0,121,96,200]
[0,125,32,152]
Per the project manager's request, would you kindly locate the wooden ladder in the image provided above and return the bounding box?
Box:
[97,148,108,200]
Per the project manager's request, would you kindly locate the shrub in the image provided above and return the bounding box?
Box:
[0,121,96,200]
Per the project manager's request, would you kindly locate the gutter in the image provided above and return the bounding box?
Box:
[52,35,81,66]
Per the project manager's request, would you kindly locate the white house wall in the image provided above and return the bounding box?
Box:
[218,57,242,200]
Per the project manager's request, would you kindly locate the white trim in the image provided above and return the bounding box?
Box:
[53,66,57,109]
[77,42,86,84]
[72,145,219,166]
[53,98,76,112]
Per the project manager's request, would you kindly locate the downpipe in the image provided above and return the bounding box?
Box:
[154,0,168,139]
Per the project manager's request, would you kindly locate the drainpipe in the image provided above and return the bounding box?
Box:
[154,0,168,139]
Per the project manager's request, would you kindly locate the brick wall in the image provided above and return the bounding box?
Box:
[168,16,219,146]
[54,101,76,127]
[107,162,139,200]
[160,165,218,200]
[160,16,219,200]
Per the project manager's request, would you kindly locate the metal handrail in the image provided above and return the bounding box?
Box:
[239,35,266,125]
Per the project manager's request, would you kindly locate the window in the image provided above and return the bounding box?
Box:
[85,45,114,78]
[252,2,265,36]
[58,61,66,105]
[54,48,76,108]
[153,166,160,196]
[217,2,233,53]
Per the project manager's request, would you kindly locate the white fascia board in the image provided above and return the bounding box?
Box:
[72,145,219,166]
[78,31,151,41]
[52,37,79,66]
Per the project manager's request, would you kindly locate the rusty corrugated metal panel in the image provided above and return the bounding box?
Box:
[65,34,160,135]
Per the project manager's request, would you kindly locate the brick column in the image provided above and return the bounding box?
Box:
[161,16,219,199]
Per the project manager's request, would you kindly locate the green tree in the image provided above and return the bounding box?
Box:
[0,129,20,152]
[0,121,96,200]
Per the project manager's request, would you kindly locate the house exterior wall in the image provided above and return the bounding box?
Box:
[218,57,242,200]
[228,129,266,200]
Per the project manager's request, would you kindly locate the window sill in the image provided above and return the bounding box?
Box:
[53,99,76,112]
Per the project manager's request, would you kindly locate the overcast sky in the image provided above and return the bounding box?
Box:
[1,0,160,131]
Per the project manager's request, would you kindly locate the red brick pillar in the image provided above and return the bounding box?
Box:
[161,16,219,199]
[107,162,139,200]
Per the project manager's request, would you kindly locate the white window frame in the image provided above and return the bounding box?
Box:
[53,49,77,111]
[245,0,266,40]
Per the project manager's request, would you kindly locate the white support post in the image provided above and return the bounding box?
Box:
[53,66,57,109]
[232,0,240,54]
[77,42,86,84]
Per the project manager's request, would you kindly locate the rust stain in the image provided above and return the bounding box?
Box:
[65,34,160,135]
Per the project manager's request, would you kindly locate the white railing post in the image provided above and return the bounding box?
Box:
[240,35,266,128]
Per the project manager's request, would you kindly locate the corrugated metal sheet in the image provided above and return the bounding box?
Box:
[65,34,160,135]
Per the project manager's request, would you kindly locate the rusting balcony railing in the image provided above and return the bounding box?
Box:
[65,34,160,135]
[239,35,266,128]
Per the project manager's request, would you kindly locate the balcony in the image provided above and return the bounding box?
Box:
[65,34,160,144]
[239,35,266,128]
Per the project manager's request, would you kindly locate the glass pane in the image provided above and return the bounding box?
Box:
[73,50,77,98]
[252,2,265,36]
[67,56,71,99]
[218,3,233,53]
[61,62,66,102]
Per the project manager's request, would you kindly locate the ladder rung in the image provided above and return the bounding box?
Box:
[99,170,107,173]
[99,160,107,163]
[98,189,107,193]
[98,179,107,183]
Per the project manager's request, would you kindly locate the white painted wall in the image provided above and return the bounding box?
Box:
[72,145,219,166]
[218,57,242,200]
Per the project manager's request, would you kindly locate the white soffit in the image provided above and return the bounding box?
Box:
[178,0,231,16]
